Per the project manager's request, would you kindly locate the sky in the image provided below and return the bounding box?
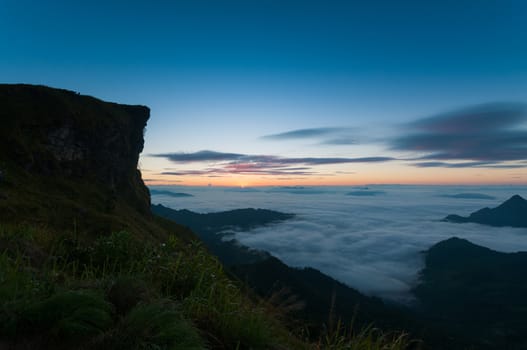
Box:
[1,0,527,186]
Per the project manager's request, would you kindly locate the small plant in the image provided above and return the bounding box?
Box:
[317,321,416,350]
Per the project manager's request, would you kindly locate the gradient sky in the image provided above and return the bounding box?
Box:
[2,0,527,186]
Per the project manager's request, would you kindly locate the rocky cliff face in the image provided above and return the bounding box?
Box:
[0,84,151,220]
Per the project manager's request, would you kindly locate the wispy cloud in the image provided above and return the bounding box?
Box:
[262,127,356,145]
[153,150,244,162]
[152,151,395,177]
[412,161,526,169]
[262,127,344,140]
[392,102,527,168]
[321,137,357,145]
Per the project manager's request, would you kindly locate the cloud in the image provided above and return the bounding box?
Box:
[152,151,395,177]
[392,103,527,167]
[161,170,217,176]
[412,161,526,169]
[262,127,356,145]
[346,190,386,196]
[262,127,346,140]
[285,156,394,165]
[439,193,496,200]
[153,150,245,162]
[321,137,356,145]
[152,185,527,302]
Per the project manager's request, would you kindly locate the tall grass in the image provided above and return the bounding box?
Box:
[0,224,416,350]
[316,320,417,350]
[0,226,287,349]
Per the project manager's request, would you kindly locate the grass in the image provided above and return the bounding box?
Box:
[0,225,293,349]
[0,223,416,349]
[316,321,417,350]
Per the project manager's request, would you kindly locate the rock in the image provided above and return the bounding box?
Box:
[0,84,151,216]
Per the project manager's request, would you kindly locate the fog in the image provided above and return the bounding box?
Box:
[150,185,527,302]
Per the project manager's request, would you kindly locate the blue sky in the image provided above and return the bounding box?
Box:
[2,0,526,185]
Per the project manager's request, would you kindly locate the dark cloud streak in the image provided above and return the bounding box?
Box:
[262,127,356,146]
[412,161,526,169]
[152,151,395,177]
[392,103,527,168]
[262,127,346,140]
[152,150,244,162]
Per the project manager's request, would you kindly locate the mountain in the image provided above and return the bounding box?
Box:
[413,237,527,349]
[444,194,527,228]
[151,205,294,232]
[230,256,417,337]
[149,189,193,197]
[151,205,292,265]
[0,84,165,237]
[0,84,313,349]
[0,83,456,349]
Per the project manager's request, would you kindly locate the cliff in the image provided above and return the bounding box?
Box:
[0,84,151,232]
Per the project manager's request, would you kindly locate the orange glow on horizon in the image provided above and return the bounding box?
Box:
[141,160,526,187]
[143,173,527,187]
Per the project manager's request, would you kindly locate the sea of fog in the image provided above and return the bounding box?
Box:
[149,185,527,302]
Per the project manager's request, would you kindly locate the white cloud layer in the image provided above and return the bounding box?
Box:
[150,185,527,302]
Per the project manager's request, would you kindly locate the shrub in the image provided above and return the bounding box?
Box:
[18,290,113,339]
[98,300,205,350]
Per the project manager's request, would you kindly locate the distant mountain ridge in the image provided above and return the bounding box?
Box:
[151,204,292,265]
[151,205,294,231]
[149,189,193,197]
[444,194,527,227]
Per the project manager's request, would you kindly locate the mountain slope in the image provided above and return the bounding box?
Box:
[414,237,527,348]
[444,194,527,227]
[151,204,290,264]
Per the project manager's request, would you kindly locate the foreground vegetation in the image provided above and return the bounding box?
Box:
[0,224,414,349]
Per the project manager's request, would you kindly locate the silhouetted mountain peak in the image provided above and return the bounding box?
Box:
[432,236,474,249]
[444,194,527,228]
[498,194,527,209]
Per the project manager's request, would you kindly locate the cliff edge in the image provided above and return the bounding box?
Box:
[0,84,151,231]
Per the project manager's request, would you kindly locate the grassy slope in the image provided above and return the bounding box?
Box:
[0,159,301,349]
[0,170,412,350]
